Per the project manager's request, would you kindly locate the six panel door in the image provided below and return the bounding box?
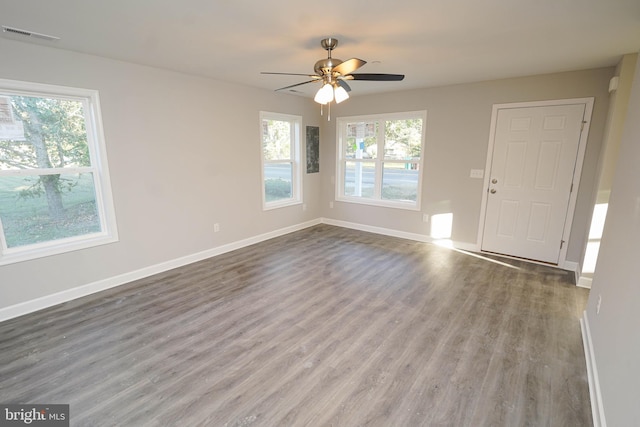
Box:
[481,103,586,264]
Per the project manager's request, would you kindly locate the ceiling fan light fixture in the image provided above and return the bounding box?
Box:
[263,38,404,114]
[314,83,334,104]
[334,85,349,104]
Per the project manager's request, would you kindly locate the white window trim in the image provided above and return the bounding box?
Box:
[0,78,118,266]
[335,110,427,211]
[259,111,302,210]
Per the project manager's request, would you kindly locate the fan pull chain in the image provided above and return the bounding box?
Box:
[319,103,331,121]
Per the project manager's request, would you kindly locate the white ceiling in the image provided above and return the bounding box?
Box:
[1,0,639,98]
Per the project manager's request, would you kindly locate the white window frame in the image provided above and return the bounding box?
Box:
[259,111,302,210]
[336,110,427,211]
[0,78,118,266]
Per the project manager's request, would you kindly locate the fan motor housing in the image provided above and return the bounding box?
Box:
[261,37,404,93]
[314,58,343,76]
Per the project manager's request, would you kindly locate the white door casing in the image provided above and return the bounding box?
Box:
[479,99,593,265]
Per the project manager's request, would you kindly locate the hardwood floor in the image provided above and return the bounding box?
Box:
[0,225,592,426]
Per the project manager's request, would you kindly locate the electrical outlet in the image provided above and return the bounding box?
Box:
[596,294,602,314]
[303,203,307,211]
[422,213,429,222]
[214,223,220,233]
[329,201,334,209]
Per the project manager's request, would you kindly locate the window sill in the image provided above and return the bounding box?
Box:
[335,196,421,211]
[0,233,119,266]
[262,199,303,211]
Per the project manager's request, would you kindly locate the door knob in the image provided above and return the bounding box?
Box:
[490,188,497,194]
[491,178,498,184]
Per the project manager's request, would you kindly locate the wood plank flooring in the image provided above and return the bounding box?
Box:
[0,225,592,426]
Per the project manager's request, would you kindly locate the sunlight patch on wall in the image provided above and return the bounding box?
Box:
[589,203,608,239]
[582,203,608,274]
[583,242,601,274]
[430,213,453,240]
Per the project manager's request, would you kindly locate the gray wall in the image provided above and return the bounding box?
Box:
[0,36,613,312]
[594,54,637,204]
[320,68,613,264]
[585,52,640,426]
[0,38,322,308]
[580,53,637,282]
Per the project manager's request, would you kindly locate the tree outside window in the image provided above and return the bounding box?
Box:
[260,112,302,210]
[336,111,426,210]
[0,80,117,264]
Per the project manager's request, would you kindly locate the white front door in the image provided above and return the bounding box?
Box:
[481,103,586,264]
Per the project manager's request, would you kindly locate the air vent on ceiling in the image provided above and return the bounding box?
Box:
[2,25,60,41]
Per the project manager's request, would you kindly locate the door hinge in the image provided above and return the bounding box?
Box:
[570,183,574,193]
[581,120,587,131]
[560,240,565,249]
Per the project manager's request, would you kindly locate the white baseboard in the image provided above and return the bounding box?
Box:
[577,276,593,289]
[563,261,580,284]
[321,218,430,243]
[581,311,607,427]
[0,219,321,323]
[321,218,479,252]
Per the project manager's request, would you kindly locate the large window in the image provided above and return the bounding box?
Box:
[336,111,426,210]
[260,111,302,210]
[0,79,117,265]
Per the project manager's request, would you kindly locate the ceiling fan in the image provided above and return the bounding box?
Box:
[261,38,405,107]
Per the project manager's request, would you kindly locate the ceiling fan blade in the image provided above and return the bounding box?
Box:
[347,73,405,81]
[262,72,321,78]
[275,80,319,91]
[337,79,352,92]
[332,58,366,76]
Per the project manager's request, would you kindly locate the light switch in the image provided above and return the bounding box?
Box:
[470,169,484,179]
